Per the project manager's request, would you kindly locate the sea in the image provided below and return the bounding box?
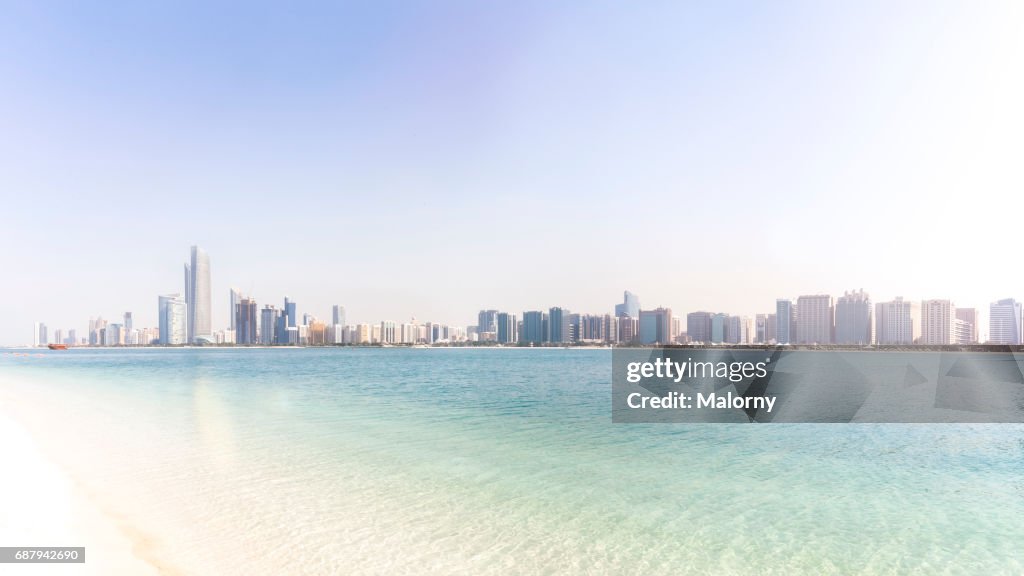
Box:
[1,347,1022,575]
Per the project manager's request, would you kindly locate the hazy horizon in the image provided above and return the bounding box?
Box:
[4,1,1024,345]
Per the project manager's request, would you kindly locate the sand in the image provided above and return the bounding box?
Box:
[0,412,164,576]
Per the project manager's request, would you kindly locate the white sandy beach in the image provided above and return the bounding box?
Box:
[0,411,163,576]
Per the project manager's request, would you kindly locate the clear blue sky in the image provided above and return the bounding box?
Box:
[3,1,1023,344]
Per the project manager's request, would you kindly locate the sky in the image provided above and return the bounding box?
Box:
[2,1,1023,345]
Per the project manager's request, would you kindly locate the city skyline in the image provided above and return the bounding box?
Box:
[4,3,1024,345]
[17,246,1024,347]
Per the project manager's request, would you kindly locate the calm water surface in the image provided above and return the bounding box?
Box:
[1,348,1022,575]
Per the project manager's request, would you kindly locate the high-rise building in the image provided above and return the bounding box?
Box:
[614,291,641,319]
[105,323,123,346]
[710,313,727,344]
[989,298,1022,345]
[159,294,186,345]
[521,311,547,344]
[332,305,346,327]
[549,307,569,343]
[834,290,872,345]
[33,322,47,347]
[477,310,498,336]
[755,314,768,344]
[283,297,297,329]
[260,305,278,345]
[400,323,418,344]
[123,312,133,332]
[954,308,978,344]
[186,246,212,344]
[235,297,258,345]
[619,316,639,343]
[380,321,398,344]
[875,297,920,345]
[775,300,794,344]
[686,312,713,344]
[497,312,517,344]
[604,314,619,344]
[229,288,242,330]
[726,316,750,345]
[89,316,107,346]
[766,313,777,345]
[920,299,955,345]
[638,308,672,345]
[795,295,833,344]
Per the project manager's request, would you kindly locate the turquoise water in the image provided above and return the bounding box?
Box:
[1,348,1023,574]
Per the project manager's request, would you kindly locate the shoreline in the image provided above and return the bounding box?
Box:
[0,409,167,576]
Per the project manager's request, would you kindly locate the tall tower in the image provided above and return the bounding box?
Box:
[230,288,242,330]
[187,246,212,344]
[776,299,794,344]
[989,298,1022,345]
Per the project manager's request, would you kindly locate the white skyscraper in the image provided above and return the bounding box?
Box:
[32,322,46,347]
[795,295,833,344]
[230,288,242,330]
[332,305,346,327]
[989,298,1022,345]
[834,290,873,345]
[186,246,212,344]
[159,294,187,345]
[920,299,955,345]
[875,297,920,345]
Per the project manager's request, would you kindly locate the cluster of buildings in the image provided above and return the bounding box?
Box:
[476,290,1023,347]
[472,292,678,346]
[28,247,1024,348]
[694,291,1018,346]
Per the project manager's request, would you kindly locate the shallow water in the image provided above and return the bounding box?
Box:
[1,348,1022,574]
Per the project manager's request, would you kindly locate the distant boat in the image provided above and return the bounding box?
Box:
[47,343,68,350]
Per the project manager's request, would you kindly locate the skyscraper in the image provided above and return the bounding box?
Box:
[236,297,258,345]
[834,290,872,345]
[260,305,278,345]
[776,300,794,344]
[920,299,955,345]
[380,321,398,344]
[497,312,517,344]
[614,291,641,318]
[619,316,638,343]
[796,295,833,344]
[283,297,297,329]
[638,308,672,345]
[230,288,242,330]
[521,311,547,344]
[186,246,212,344]
[332,305,346,327]
[123,312,133,332]
[32,322,46,347]
[726,316,749,344]
[755,314,768,344]
[954,308,978,344]
[548,307,569,343]
[686,312,713,344]
[477,310,498,335]
[989,298,1022,345]
[875,297,920,345]
[710,313,727,344]
[158,294,187,345]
